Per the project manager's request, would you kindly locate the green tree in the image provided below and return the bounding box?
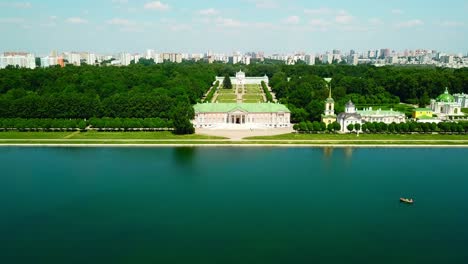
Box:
[171,102,195,135]
[222,75,232,89]
[354,123,361,132]
[347,124,354,133]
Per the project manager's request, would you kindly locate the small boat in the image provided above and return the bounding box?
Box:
[400,198,414,204]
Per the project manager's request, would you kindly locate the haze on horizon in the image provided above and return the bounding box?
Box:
[0,0,467,55]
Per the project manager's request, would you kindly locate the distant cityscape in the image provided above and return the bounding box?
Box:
[1,48,468,70]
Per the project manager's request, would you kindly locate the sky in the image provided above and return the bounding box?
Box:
[0,0,467,55]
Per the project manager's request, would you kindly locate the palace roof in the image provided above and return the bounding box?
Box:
[194,103,291,113]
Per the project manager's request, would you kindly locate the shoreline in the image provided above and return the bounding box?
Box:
[1,143,468,148]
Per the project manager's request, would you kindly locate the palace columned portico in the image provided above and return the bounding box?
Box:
[229,114,247,124]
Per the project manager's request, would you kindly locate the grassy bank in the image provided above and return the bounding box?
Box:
[1,131,468,146]
[0,131,226,140]
[245,133,468,141]
[1,140,468,146]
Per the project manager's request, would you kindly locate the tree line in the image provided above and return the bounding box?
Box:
[204,80,219,103]
[261,81,273,102]
[294,121,468,134]
[1,62,468,132]
[0,118,173,131]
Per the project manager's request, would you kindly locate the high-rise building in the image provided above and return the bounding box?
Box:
[87,53,96,65]
[322,54,333,64]
[380,48,391,59]
[120,52,132,66]
[305,54,315,65]
[347,54,358,65]
[0,52,36,69]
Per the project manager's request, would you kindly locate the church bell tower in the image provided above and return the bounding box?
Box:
[321,78,336,125]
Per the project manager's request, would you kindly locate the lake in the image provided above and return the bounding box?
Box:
[0,147,467,264]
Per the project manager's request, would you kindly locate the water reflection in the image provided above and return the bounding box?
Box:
[173,147,197,166]
[344,147,354,160]
[322,147,334,159]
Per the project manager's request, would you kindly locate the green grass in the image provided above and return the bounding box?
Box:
[217,94,237,99]
[0,132,75,139]
[1,139,467,145]
[243,94,263,100]
[0,131,226,140]
[218,89,235,94]
[245,133,468,141]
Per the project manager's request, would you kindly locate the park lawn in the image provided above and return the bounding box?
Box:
[0,131,75,139]
[70,131,225,139]
[218,89,235,94]
[1,139,468,145]
[243,94,263,100]
[0,131,226,140]
[243,100,263,103]
[217,98,237,103]
[245,86,261,93]
[217,94,237,100]
[245,133,468,141]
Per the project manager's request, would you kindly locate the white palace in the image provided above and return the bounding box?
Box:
[215,70,269,85]
[193,103,291,129]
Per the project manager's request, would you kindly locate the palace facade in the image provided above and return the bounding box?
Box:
[215,70,269,86]
[430,88,463,117]
[337,101,406,132]
[193,103,291,129]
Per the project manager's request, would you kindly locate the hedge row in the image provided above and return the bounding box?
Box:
[0,118,86,129]
[88,117,172,129]
[261,81,273,102]
[205,81,219,103]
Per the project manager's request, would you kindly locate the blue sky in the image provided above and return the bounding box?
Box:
[0,0,467,55]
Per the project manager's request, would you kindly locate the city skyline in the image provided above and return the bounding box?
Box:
[0,0,467,54]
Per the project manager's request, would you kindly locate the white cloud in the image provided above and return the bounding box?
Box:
[308,19,330,31]
[144,1,169,11]
[0,18,25,24]
[248,0,278,9]
[396,19,424,28]
[391,9,404,15]
[41,16,58,27]
[253,22,275,29]
[283,16,300,25]
[66,17,88,24]
[0,2,32,9]
[107,18,135,26]
[309,19,329,27]
[169,24,192,31]
[335,10,354,24]
[304,7,331,15]
[440,21,464,27]
[215,17,244,28]
[121,27,144,33]
[368,18,383,26]
[339,25,369,32]
[199,8,219,16]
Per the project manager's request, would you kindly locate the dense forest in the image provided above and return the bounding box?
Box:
[1,61,467,132]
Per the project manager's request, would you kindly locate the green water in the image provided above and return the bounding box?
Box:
[0,147,467,263]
